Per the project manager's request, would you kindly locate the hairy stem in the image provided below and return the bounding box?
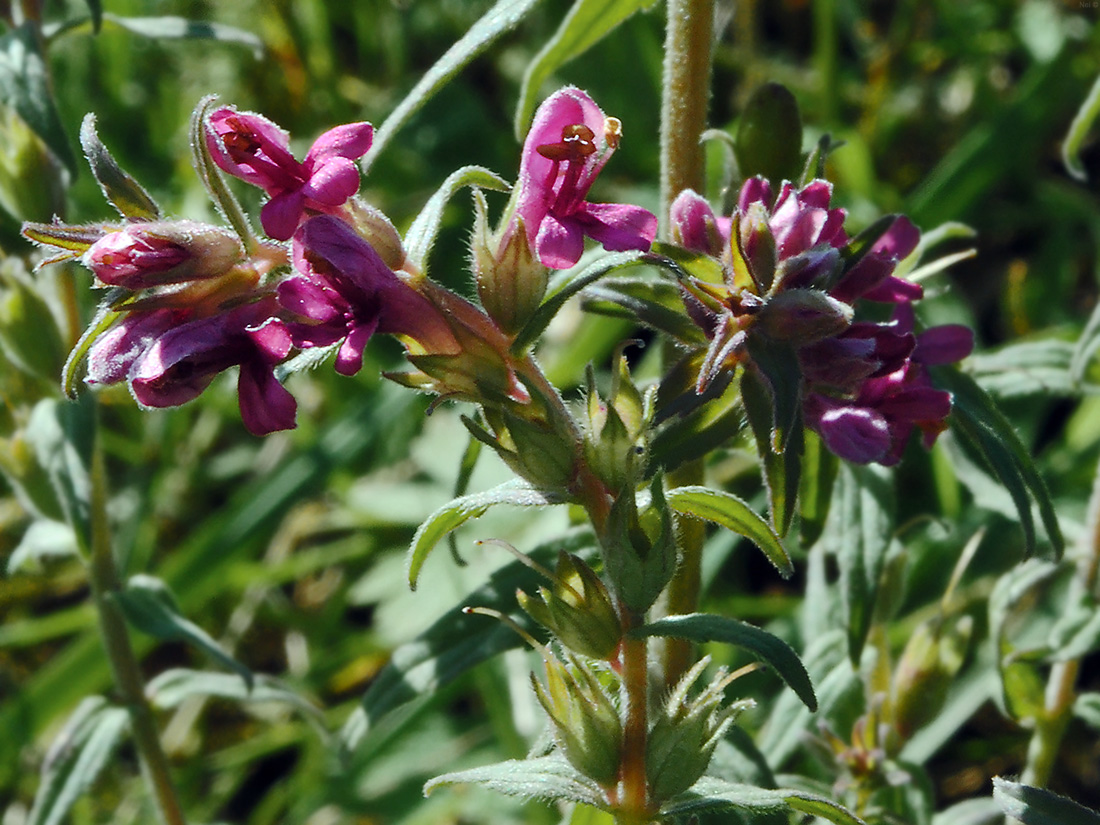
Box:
[87,446,187,825]
[659,0,715,234]
[617,610,650,824]
[1020,460,1100,788]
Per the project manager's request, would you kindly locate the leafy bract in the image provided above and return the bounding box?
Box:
[514,0,659,137]
[631,613,816,711]
[404,165,509,273]
[27,697,129,825]
[665,485,792,577]
[363,0,543,172]
[79,114,160,221]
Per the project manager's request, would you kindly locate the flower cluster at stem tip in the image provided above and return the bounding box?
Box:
[671,179,973,465]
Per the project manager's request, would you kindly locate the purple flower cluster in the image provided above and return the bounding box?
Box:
[672,178,973,465]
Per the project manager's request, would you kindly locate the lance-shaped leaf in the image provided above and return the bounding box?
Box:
[824,462,895,665]
[993,777,1100,825]
[363,0,544,172]
[663,777,866,825]
[7,519,78,574]
[79,114,160,220]
[404,165,509,273]
[932,365,1063,559]
[1063,72,1100,182]
[0,24,76,173]
[425,753,605,808]
[25,397,94,554]
[28,697,130,825]
[665,485,792,577]
[514,0,659,137]
[114,574,253,687]
[510,250,647,354]
[342,530,595,751]
[630,613,816,711]
[406,480,567,589]
[741,365,800,536]
[582,279,708,344]
[798,429,837,547]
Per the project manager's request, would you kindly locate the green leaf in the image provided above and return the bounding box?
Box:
[743,337,802,453]
[425,753,605,807]
[664,777,866,824]
[510,250,647,353]
[79,114,160,221]
[933,365,1063,559]
[734,83,803,185]
[363,0,544,172]
[514,0,658,137]
[344,532,595,752]
[1073,692,1100,731]
[631,613,816,710]
[741,365,801,536]
[7,519,78,574]
[405,165,509,273]
[114,574,253,687]
[1045,594,1100,662]
[993,777,1100,825]
[969,338,1076,399]
[28,697,130,825]
[407,480,566,589]
[61,295,126,399]
[665,485,792,577]
[1073,300,1100,387]
[0,24,77,173]
[826,463,895,665]
[25,397,95,554]
[798,429,837,547]
[102,14,262,58]
[1063,72,1100,182]
[582,279,708,344]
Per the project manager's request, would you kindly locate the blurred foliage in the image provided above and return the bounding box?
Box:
[2,0,1100,823]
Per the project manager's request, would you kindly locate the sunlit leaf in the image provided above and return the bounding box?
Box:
[363,0,544,172]
[425,753,605,807]
[741,365,800,535]
[27,697,129,825]
[664,777,866,824]
[1062,72,1100,182]
[665,485,792,577]
[405,165,509,272]
[7,519,78,574]
[25,397,95,554]
[993,777,1100,825]
[79,114,160,221]
[103,14,262,58]
[631,613,816,710]
[514,0,658,137]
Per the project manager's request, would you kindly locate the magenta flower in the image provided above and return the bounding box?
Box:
[669,189,730,258]
[82,221,243,289]
[206,107,374,241]
[85,309,190,388]
[280,215,459,375]
[129,299,296,436]
[514,87,657,269]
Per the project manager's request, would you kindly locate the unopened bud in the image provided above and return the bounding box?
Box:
[737,203,777,293]
[532,654,622,787]
[474,190,549,335]
[344,199,408,273]
[82,220,243,289]
[517,552,620,660]
[891,615,972,740]
[755,288,852,345]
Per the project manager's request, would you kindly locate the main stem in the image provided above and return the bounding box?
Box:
[87,447,187,825]
[1020,460,1100,788]
[659,0,715,233]
[618,608,650,825]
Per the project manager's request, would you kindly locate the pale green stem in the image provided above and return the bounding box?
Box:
[87,446,187,825]
[1020,463,1100,789]
[658,0,715,234]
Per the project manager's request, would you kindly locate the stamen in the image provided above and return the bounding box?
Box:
[221,118,262,155]
[537,123,597,162]
[603,117,622,150]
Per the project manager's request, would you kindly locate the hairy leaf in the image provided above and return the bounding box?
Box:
[666,485,792,577]
[364,0,544,171]
[405,165,509,272]
[514,0,658,137]
[7,520,78,574]
[79,114,160,220]
[993,777,1100,825]
[665,777,866,824]
[425,753,604,807]
[631,613,816,710]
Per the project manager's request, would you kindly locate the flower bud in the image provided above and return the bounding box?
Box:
[81,221,244,289]
[600,477,676,613]
[755,288,852,345]
[890,615,972,740]
[473,190,550,336]
[344,199,408,273]
[517,551,621,660]
[532,653,622,787]
[736,202,777,293]
[646,657,754,803]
